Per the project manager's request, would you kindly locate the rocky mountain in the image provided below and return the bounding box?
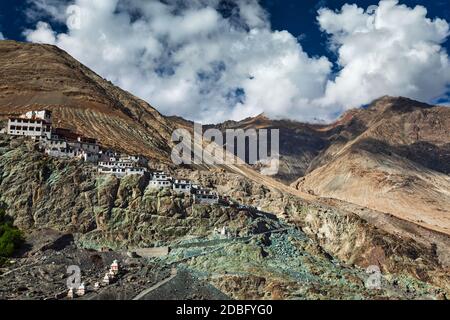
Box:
[0,135,448,299]
[0,40,449,300]
[292,97,450,236]
[0,40,174,162]
[0,40,315,202]
[214,96,450,238]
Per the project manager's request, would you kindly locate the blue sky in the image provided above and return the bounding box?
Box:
[2,1,450,56]
[1,1,449,122]
[263,0,450,56]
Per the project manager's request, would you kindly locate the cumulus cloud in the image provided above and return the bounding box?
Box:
[0,32,5,40]
[23,0,450,123]
[24,21,56,44]
[317,0,450,114]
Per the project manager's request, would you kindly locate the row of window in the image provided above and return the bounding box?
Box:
[150,181,171,185]
[9,126,50,132]
[10,119,44,124]
[199,196,218,200]
[174,184,191,189]
[49,140,66,145]
[196,191,217,196]
[101,168,144,173]
[72,144,99,152]
[153,175,170,179]
[99,162,133,167]
[47,149,74,155]
[196,195,218,199]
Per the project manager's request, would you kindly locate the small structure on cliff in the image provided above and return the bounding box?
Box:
[98,151,148,177]
[193,189,219,205]
[103,273,111,285]
[98,166,147,177]
[213,226,231,238]
[7,110,52,139]
[67,288,74,299]
[110,260,119,275]
[148,171,173,188]
[98,152,148,168]
[5,110,102,163]
[172,179,194,194]
[43,128,100,163]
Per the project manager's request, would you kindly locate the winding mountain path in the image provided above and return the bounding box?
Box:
[132,268,178,300]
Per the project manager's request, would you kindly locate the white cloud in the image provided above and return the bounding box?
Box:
[0,32,5,40]
[317,0,450,114]
[23,0,450,123]
[24,21,56,44]
[25,0,75,23]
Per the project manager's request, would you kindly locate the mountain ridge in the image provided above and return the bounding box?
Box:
[292,97,450,235]
[1,40,449,240]
[1,40,450,298]
[0,40,175,162]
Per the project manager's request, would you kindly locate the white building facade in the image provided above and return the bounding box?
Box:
[5,110,150,176]
[7,110,53,139]
[7,118,52,139]
[98,166,147,177]
[148,171,173,188]
[172,179,193,193]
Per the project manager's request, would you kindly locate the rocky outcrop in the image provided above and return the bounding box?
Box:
[286,201,450,294]
[0,134,449,299]
[0,136,280,250]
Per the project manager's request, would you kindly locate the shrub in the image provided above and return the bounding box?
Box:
[0,209,23,261]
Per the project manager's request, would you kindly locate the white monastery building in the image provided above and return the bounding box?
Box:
[3,111,231,207]
[7,110,52,139]
[98,151,148,177]
[193,189,219,205]
[98,166,147,177]
[5,110,148,177]
[172,179,195,194]
[148,171,173,188]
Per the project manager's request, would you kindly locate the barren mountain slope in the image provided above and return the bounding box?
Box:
[1,41,450,298]
[293,97,450,235]
[0,40,315,202]
[1,40,449,239]
[0,40,174,161]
